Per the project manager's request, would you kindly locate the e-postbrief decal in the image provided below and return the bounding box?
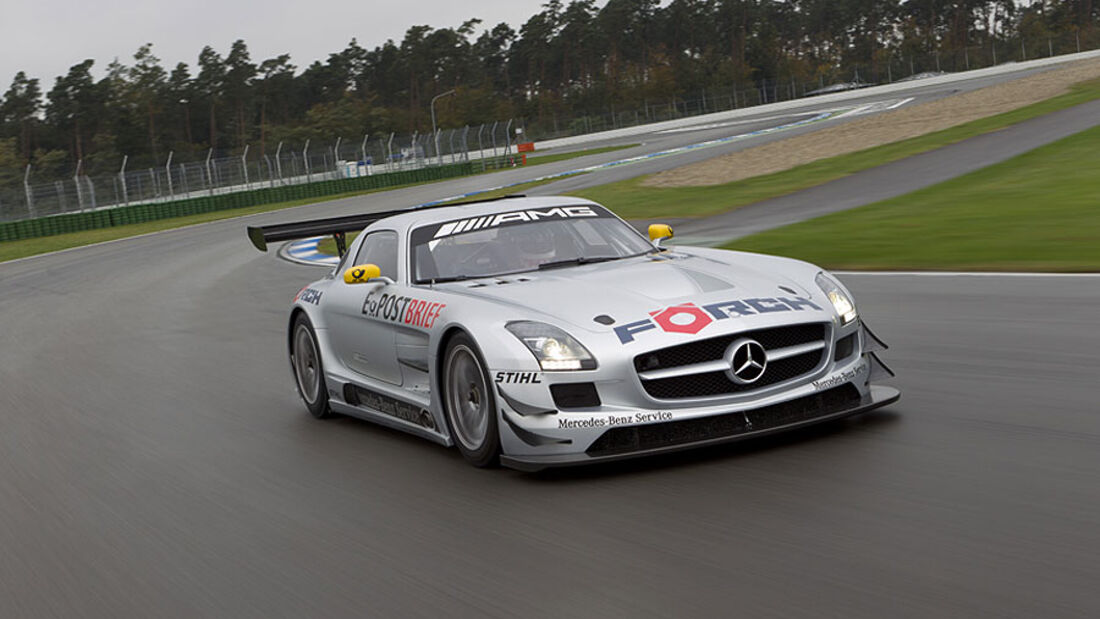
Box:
[363,290,445,329]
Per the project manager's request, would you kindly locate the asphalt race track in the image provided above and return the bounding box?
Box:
[3,60,1100,617]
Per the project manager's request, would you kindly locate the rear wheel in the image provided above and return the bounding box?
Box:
[442,333,500,467]
[291,314,332,419]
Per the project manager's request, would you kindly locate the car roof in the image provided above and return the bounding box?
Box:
[370,195,604,234]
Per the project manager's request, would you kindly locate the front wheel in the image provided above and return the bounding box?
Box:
[291,314,333,419]
[442,333,501,467]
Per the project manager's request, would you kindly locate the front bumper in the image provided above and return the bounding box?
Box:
[500,384,899,472]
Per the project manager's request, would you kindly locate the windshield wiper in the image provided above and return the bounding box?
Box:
[537,256,619,271]
[426,274,471,284]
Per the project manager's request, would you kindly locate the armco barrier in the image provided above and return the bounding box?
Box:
[0,162,476,243]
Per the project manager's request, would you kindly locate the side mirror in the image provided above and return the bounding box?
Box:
[648,223,674,248]
[344,264,382,284]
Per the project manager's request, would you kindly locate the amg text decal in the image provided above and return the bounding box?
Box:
[432,206,599,238]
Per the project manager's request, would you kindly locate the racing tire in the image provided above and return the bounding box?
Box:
[291,314,333,419]
[442,333,501,468]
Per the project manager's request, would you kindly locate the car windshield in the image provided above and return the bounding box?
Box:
[409,204,655,283]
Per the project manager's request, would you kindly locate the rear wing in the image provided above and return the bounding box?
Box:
[246,194,526,257]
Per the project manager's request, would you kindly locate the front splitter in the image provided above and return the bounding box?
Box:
[501,384,900,472]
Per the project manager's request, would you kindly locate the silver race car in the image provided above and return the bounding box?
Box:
[247,196,899,470]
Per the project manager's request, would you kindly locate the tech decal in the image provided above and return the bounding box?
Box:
[295,287,323,305]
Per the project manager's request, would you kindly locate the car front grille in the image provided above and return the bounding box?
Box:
[634,323,829,400]
[586,384,862,457]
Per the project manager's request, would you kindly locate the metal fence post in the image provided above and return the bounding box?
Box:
[205,149,214,196]
[461,125,470,162]
[449,129,456,165]
[241,144,250,189]
[333,137,342,178]
[165,151,174,198]
[119,156,129,206]
[386,133,395,173]
[179,163,188,196]
[303,139,311,184]
[477,124,485,170]
[275,141,284,184]
[360,134,369,165]
[24,164,36,217]
[504,119,513,161]
[74,159,85,211]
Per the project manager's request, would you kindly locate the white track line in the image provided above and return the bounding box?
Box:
[887,97,915,109]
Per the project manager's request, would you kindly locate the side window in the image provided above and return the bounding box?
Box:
[352,231,399,279]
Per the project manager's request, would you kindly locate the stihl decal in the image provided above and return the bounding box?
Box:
[495,371,542,384]
[432,206,599,238]
[614,297,823,344]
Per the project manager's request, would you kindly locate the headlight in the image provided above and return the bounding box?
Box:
[815,272,858,325]
[505,321,597,371]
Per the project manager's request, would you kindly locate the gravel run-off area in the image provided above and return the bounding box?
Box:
[643,58,1100,187]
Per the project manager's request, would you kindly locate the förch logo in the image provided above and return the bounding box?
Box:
[613,296,823,344]
[728,339,767,384]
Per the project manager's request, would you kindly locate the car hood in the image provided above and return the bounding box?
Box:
[442,250,825,333]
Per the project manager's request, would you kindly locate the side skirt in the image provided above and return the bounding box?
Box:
[327,381,450,446]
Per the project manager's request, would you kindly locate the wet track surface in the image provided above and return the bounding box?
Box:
[3,62,1100,617]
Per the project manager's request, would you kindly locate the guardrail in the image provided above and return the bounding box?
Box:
[0,161,488,243]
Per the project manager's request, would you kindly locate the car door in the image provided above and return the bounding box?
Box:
[326,230,403,386]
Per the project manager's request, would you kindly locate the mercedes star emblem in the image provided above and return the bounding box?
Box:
[727,339,767,384]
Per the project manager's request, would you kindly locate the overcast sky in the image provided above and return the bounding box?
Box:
[2,0,556,90]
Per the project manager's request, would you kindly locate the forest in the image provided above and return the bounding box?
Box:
[0,0,1096,185]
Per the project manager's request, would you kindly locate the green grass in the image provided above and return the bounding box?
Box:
[570,77,1100,221]
[724,123,1100,271]
[316,178,560,256]
[525,143,638,166]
